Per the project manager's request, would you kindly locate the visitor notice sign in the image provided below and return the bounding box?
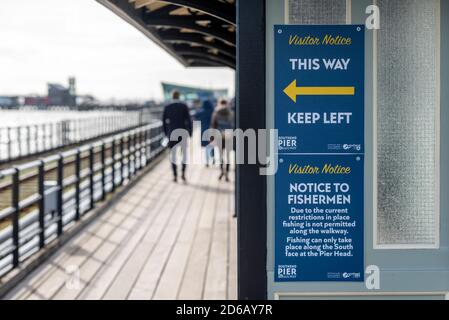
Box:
[274,25,365,282]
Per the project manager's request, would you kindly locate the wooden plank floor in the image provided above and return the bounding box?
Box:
[4,157,237,300]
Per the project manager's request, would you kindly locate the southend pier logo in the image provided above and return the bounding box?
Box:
[278,265,297,279]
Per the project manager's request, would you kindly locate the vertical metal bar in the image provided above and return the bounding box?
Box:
[46,123,50,149]
[61,121,66,145]
[148,127,154,160]
[136,132,140,170]
[120,136,125,185]
[42,123,46,151]
[12,168,20,268]
[134,132,139,171]
[75,149,81,220]
[74,120,78,142]
[237,0,267,300]
[78,119,81,141]
[129,134,133,177]
[35,125,39,151]
[66,120,71,145]
[139,130,144,169]
[50,123,55,148]
[17,127,22,158]
[144,128,149,165]
[126,135,131,179]
[144,128,149,160]
[57,155,64,236]
[89,146,95,209]
[101,142,106,201]
[38,161,45,248]
[7,127,11,161]
[26,126,31,156]
[111,139,116,193]
[133,133,138,173]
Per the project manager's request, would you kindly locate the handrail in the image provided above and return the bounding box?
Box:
[0,120,165,278]
[0,109,162,163]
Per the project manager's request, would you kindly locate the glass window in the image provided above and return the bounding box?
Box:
[376,0,439,247]
[288,0,348,24]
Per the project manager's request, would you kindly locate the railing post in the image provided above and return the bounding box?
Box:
[101,142,106,201]
[134,132,139,171]
[111,139,116,193]
[139,110,144,126]
[38,161,45,249]
[102,118,106,136]
[75,149,81,221]
[149,127,154,160]
[134,132,138,172]
[120,136,125,184]
[139,130,144,169]
[17,127,22,158]
[50,123,55,149]
[77,119,81,142]
[12,168,20,268]
[35,125,39,151]
[61,120,69,145]
[42,123,46,151]
[145,127,150,162]
[129,134,134,177]
[57,155,64,236]
[127,135,132,179]
[7,127,11,161]
[26,126,31,156]
[89,146,95,209]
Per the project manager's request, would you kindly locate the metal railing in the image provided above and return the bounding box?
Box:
[0,120,165,277]
[0,109,163,163]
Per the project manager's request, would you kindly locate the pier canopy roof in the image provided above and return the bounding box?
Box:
[97,0,236,69]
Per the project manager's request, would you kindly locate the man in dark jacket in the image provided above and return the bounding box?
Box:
[163,91,192,182]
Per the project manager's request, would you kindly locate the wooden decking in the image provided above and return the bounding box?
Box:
[4,158,237,300]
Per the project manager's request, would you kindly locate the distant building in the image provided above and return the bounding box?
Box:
[161,82,228,105]
[47,77,77,107]
[23,96,48,107]
[0,96,19,108]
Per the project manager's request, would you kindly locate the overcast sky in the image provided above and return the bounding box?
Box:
[0,0,235,102]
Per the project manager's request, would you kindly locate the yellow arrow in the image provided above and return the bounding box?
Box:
[283,79,355,103]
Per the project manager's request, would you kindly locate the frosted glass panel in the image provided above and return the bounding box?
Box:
[377,0,439,246]
[288,0,347,24]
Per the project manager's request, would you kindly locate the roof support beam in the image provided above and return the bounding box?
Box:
[151,0,236,25]
[134,0,158,9]
[181,53,235,69]
[174,45,235,62]
[160,32,235,57]
[169,41,235,58]
[188,59,225,67]
[144,4,178,17]
[146,17,235,45]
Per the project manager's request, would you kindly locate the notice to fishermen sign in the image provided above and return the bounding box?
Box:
[274,25,365,282]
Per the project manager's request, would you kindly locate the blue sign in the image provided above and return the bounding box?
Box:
[275,25,365,282]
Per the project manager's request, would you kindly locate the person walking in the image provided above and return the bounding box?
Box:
[194,99,215,167]
[211,99,234,181]
[163,90,192,183]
